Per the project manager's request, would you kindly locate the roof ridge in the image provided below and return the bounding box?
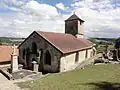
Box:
[65,14,84,22]
[36,31,75,36]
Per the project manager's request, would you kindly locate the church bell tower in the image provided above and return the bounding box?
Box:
[65,13,85,38]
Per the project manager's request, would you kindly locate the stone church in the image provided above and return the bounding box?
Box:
[18,14,96,73]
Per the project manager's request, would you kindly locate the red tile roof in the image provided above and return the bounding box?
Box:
[77,38,93,47]
[37,31,93,54]
[0,46,18,62]
[0,46,12,62]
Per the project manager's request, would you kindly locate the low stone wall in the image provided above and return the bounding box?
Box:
[0,69,13,80]
[75,53,103,69]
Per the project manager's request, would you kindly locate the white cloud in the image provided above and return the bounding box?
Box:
[9,7,21,11]
[56,3,66,11]
[0,0,65,37]
[0,2,9,10]
[3,0,26,6]
[23,1,59,19]
[0,0,120,38]
[70,0,120,38]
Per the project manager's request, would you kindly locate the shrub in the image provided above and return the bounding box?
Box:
[94,58,104,64]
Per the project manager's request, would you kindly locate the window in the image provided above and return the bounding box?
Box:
[32,42,37,54]
[22,49,26,59]
[85,50,88,59]
[75,52,79,63]
[45,51,51,65]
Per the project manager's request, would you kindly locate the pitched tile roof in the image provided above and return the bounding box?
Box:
[65,14,84,22]
[77,38,93,47]
[36,31,93,54]
[0,46,12,62]
[0,46,18,62]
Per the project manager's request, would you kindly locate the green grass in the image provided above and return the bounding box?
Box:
[18,64,120,90]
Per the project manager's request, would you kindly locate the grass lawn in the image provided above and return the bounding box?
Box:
[18,64,120,90]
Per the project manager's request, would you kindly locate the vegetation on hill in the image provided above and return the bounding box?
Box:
[0,37,25,46]
[18,64,120,90]
[89,38,116,53]
[0,37,117,53]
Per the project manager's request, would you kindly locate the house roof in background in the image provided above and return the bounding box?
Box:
[0,46,12,62]
[0,46,18,62]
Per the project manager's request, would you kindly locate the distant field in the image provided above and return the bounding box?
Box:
[18,64,120,90]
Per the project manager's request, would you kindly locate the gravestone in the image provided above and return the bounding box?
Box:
[32,61,39,72]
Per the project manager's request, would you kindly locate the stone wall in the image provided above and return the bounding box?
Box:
[65,20,78,36]
[19,32,62,73]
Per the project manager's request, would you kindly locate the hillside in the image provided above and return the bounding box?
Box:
[0,37,25,46]
[18,64,120,90]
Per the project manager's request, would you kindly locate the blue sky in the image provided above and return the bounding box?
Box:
[0,0,120,38]
[40,0,73,5]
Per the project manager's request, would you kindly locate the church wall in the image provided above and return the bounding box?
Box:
[19,32,44,66]
[19,32,62,73]
[78,20,84,35]
[60,53,76,72]
[78,50,86,63]
[87,48,93,59]
[60,48,94,72]
[60,50,87,72]
[42,44,61,73]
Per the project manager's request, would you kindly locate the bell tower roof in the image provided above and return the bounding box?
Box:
[65,14,84,22]
[65,13,85,37]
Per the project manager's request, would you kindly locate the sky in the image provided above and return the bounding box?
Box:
[0,0,120,38]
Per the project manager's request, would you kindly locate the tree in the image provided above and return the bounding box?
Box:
[0,40,2,45]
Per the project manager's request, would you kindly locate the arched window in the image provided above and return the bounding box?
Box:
[32,42,37,54]
[26,48,30,52]
[45,51,51,65]
[23,49,26,59]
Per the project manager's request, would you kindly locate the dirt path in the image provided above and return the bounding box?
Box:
[0,73,28,90]
[0,73,8,84]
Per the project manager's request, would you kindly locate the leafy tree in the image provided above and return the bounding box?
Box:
[0,40,2,45]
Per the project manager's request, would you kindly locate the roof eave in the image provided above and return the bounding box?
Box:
[18,31,36,49]
[63,45,93,55]
[65,19,84,22]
